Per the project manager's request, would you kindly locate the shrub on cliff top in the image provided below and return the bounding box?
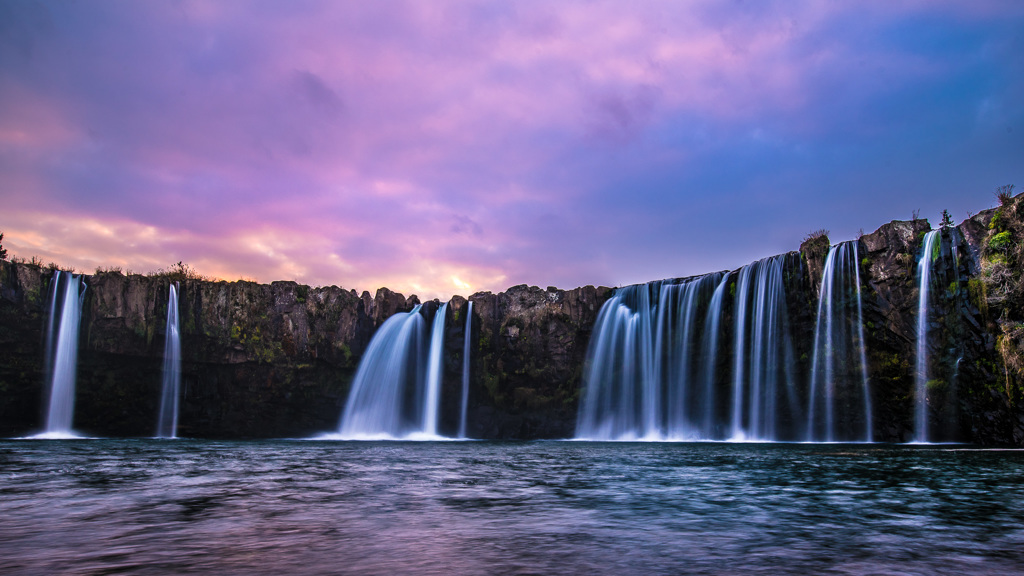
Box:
[802,229,829,243]
[150,261,209,282]
[997,184,1016,207]
[0,231,7,260]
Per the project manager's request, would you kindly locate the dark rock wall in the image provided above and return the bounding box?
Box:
[458,284,610,439]
[0,263,610,439]
[2,199,1023,443]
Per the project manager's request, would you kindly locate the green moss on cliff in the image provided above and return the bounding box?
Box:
[979,189,1024,409]
[231,324,283,364]
[989,231,1013,252]
[481,369,503,406]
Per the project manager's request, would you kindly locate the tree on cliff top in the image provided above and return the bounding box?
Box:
[0,232,7,260]
[940,210,954,228]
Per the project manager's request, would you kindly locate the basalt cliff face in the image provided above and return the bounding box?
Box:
[1,197,1022,443]
[0,264,609,439]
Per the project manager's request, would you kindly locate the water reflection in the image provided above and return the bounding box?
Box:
[2,441,1023,575]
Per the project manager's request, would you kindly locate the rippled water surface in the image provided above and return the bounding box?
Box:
[2,440,1024,575]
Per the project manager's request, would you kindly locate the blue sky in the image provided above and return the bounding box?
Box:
[1,0,1021,298]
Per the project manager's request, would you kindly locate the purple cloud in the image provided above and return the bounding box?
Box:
[1,1,1022,298]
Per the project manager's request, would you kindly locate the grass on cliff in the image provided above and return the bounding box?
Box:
[6,254,77,273]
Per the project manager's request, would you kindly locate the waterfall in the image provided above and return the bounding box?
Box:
[576,282,658,440]
[458,301,473,439]
[337,305,425,438]
[807,242,872,442]
[730,254,796,441]
[156,283,181,438]
[42,272,61,392]
[660,274,724,439]
[854,242,873,442]
[422,303,447,437]
[575,273,725,440]
[914,230,941,443]
[334,303,453,440]
[39,272,86,438]
[731,265,753,440]
[699,276,729,438]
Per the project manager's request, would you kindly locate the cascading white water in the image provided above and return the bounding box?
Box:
[422,303,447,437]
[636,286,657,438]
[731,265,754,440]
[333,303,453,440]
[730,255,796,441]
[914,230,941,443]
[39,272,86,438]
[854,242,873,442]
[156,283,181,438]
[458,301,473,439]
[807,241,873,442]
[576,283,658,440]
[42,273,61,390]
[659,274,724,439]
[575,273,726,441]
[699,275,729,438]
[337,305,425,439]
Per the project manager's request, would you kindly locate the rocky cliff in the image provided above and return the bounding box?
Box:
[1,196,1023,443]
[0,262,609,439]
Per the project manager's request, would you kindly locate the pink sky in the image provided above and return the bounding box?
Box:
[1,1,1022,299]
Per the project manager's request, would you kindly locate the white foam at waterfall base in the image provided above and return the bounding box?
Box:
[312,430,461,441]
[23,431,92,440]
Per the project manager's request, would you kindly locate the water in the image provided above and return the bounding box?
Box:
[659,273,725,439]
[336,304,454,440]
[807,241,873,442]
[156,283,181,438]
[699,275,729,438]
[915,230,941,443]
[38,272,86,439]
[2,440,1023,575]
[731,254,796,441]
[337,305,425,439]
[422,303,447,437]
[576,282,655,440]
[577,255,800,442]
[576,274,725,441]
[459,301,473,439]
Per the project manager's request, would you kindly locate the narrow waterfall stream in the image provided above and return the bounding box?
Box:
[914,230,942,443]
[156,283,181,438]
[37,272,87,439]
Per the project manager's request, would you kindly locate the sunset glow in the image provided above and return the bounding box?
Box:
[1,1,1021,299]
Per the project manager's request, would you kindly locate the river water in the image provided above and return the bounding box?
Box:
[2,440,1023,575]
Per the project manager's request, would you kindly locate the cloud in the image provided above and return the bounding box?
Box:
[450,215,483,237]
[0,1,1022,298]
[292,69,343,114]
